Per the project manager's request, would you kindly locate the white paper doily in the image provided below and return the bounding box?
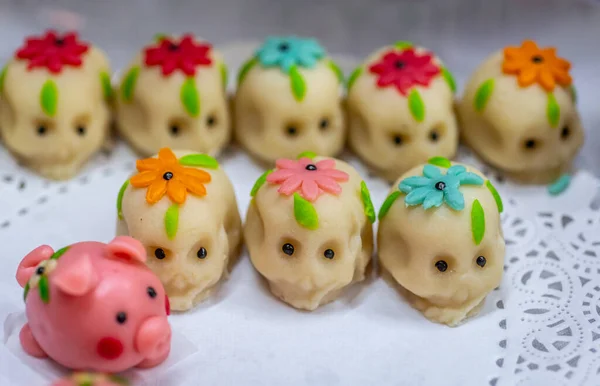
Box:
[0,42,599,386]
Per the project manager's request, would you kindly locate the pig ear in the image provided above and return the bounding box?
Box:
[53,254,98,296]
[106,236,147,263]
[16,245,54,288]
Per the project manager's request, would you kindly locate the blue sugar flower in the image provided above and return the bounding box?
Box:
[399,164,484,211]
[255,36,326,74]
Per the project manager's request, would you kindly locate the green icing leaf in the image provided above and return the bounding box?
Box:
[40,80,58,117]
[293,193,319,230]
[570,85,577,104]
[117,179,129,220]
[100,71,113,100]
[178,153,219,168]
[548,174,571,196]
[0,65,7,93]
[347,67,362,91]
[360,181,376,224]
[328,60,344,84]
[547,92,560,128]
[23,282,30,302]
[428,156,452,168]
[297,151,317,160]
[289,65,306,102]
[180,77,200,117]
[471,199,485,246]
[474,79,494,112]
[121,66,140,102]
[39,276,50,304]
[408,89,425,122]
[378,191,402,221]
[51,246,69,260]
[394,41,413,50]
[220,62,228,90]
[108,375,130,385]
[441,67,457,93]
[164,204,179,240]
[154,33,168,42]
[237,57,258,86]
[485,180,504,213]
[250,169,273,197]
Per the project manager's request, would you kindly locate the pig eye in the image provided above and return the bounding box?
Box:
[560,126,571,140]
[476,256,486,267]
[319,118,329,131]
[197,247,207,259]
[115,312,127,324]
[435,260,448,272]
[523,138,539,150]
[154,248,166,260]
[147,286,157,298]
[206,114,217,128]
[76,125,86,136]
[323,249,335,259]
[282,243,295,256]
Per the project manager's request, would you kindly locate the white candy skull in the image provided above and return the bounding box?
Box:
[377,159,505,326]
[347,42,458,182]
[245,155,375,310]
[234,36,346,163]
[457,40,583,184]
[116,35,230,157]
[0,31,111,180]
[117,148,242,311]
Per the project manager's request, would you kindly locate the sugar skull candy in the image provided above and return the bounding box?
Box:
[377,157,505,326]
[347,41,458,182]
[16,236,171,372]
[0,30,112,180]
[52,372,129,386]
[245,153,375,310]
[234,36,346,163]
[117,148,242,311]
[458,40,582,184]
[116,34,230,156]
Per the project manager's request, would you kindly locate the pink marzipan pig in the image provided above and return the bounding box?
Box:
[16,236,172,373]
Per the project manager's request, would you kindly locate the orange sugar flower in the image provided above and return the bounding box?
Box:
[502,40,572,92]
[130,148,211,205]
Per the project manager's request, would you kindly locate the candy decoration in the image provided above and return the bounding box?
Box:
[220,63,228,90]
[144,35,212,77]
[296,151,317,160]
[40,79,58,117]
[548,174,571,196]
[347,67,362,90]
[428,156,452,168]
[237,57,258,86]
[485,180,504,213]
[471,199,485,245]
[180,77,200,117]
[51,246,70,260]
[293,193,319,230]
[121,66,139,102]
[0,66,7,93]
[328,60,344,84]
[474,79,494,112]
[255,36,325,74]
[100,71,113,100]
[394,41,413,50]
[360,181,376,223]
[546,93,560,128]
[378,191,402,220]
[570,85,577,104]
[178,154,219,169]
[408,89,425,122]
[289,65,306,102]
[117,180,129,220]
[250,169,273,197]
[154,33,168,43]
[164,204,179,239]
[441,67,457,93]
[16,31,89,73]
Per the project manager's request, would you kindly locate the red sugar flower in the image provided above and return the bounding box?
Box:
[16,30,89,73]
[369,48,441,96]
[144,35,212,76]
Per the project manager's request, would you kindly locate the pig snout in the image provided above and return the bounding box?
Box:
[135,316,171,361]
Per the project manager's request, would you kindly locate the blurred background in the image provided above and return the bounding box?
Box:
[0,0,598,173]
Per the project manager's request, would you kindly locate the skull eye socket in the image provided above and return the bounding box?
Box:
[282,243,294,256]
[170,125,180,136]
[154,248,167,260]
[34,120,54,137]
[319,118,330,131]
[428,123,445,143]
[76,126,86,136]
[286,126,298,137]
[390,133,408,146]
[435,260,448,272]
[560,126,571,140]
[523,138,539,150]
[323,249,335,259]
[206,114,217,128]
[429,129,440,142]
[197,247,208,259]
[476,255,486,267]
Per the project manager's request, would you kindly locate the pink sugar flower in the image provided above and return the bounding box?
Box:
[267,157,350,202]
